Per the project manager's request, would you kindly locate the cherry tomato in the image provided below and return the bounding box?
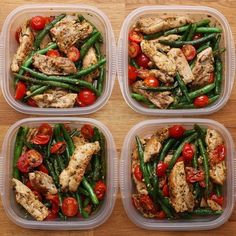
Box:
[44,16,55,25]
[94,180,106,200]
[30,16,46,31]
[139,195,155,213]
[31,134,50,145]
[50,141,66,154]
[17,153,30,173]
[128,42,141,58]
[210,194,224,206]
[25,180,34,190]
[38,164,49,174]
[182,143,194,162]
[210,144,226,165]
[136,53,150,68]
[168,125,185,138]
[15,81,27,100]
[67,46,80,62]
[134,165,143,181]
[208,72,215,84]
[45,210,58,220]
[156,210,166,219]
[128,30,143,43]
[162,184,169,197]
[199,180,206,188]
[194,95,209,108]
[81,124,94,139]
[26,98,38,107]
[15,27,22,43]
[32,190,42,202]
[77,89,97,107]
[193,33,202,40]
[27,149,43,168]
[182,45,197,61]
[144,76,159,87]
[128,65,138,83]
[46,49,60,58]
[46,194,59,205]
[186,167,205,183]
[156,162,168,177]
[38,123,53,136]
[62,197,78,217]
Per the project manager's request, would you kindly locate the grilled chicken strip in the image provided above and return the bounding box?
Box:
[11,25,34,72]
[169,161,195,212]
[135,16,192,34]
[32,89,77,108]
[12,178,49,221]
[59,141,100,192]
[29,171,58,195]
[168,48,194,84]
[141,40,176,76]
[207,199,223,211]
[209,161,226,185]
[50,15,93,53]
[192,47,214,87]
[205,129,224,151]
[32,54,77,75]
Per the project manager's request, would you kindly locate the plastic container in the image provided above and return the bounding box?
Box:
[0,117,118,230]
[120,118,235,230]
[117,6,235,116]
[0,4,116,115]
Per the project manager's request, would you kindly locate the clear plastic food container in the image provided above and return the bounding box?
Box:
[117,6,235,116]
[0,4,116,115]
[120,118,235,230]
[0,117,118,230]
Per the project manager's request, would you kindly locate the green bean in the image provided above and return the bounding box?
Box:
[215,185,222,197]
[82,178,99,205]
[144,31,164,40]
[194,124,207,146]
[138,82,178,92]
[58,211,67,220]
[130,58,140,68]
[176,73,191,103]
[183,129,196,138]
[196,42,210,53]
[131,93,154,106]
[97,67,105,95]
[76,193,89,218]
[92,156,101,182]
[158,138,175,162]
[78,187,90,197]
[180,24,191,41]
[99,132,106,180]
[188,83,215,99]
[60,124,75,156]
[83,197,90,208]
[170,103,194,109]
[186,23,197,41]
[193,208,223,215]
[29,85,42,92]
[53,158,60,176]
[215,56,223,95]
[24,85,49,100]
[146,162,153,178]
[196,27,222,33]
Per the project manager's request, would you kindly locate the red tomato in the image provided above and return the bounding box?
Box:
[144,76,159,87]
[139,195,155,213]
[210,193,224,206]
[208,72,215,84]
[27,149,43,168]
[15,81,27,100]
[210,144,226,165]
[77,89,97,107]
[32,190,42,202]
[50,141,66,154]
[30,16,46,31]
[94,180,107,200]
[182,45,197,61]
[26,98,38,107]
[46,49,60,57]
[199,180,206,188]
[67,46,80,62]
[25,180,34,190]
[128,65,138,83]
[46,194,59,205]
[15,27,22,43]
[38,123,53,136]
[129,30,143,43]
[44,16,55,25]
[156,210,166,219]
[31,134,50,145]
[193,33,202,40]
[45,210,58,220]
[136,53,150,68]
[62,197,78,217]
[162,184,169,197]
[186,167,205,183]
[182,143,194,162]
[134,165,143,181]
[81,124,94,139]
[17,153,30,173]
[38,164,49,174]
[128,42,141,58]
[169,125,185,138]
[156,162,168,177]
[194,95,209,108]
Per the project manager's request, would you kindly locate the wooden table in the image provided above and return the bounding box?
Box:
[0,0,235,235]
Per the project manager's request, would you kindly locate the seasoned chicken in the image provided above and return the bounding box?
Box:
[50,15,93,53]
[164,154,173,165]
[205,129,224,151]
[72,135,86,147]
[32,54,77,75]
[40,34,52,49]
[12,178,49,221]
[135,16,192,34]
[32,89,77,108]
[141,40,176,76]
[192,47,214,87]
[210,161,226,185]
[82,47,100,83]
[11,25,34,72]
[132,80,174,109]
[144,136,162,163]
[168,48,194,84]
[207,199,222,211]
[169,161,195,212]
[59,141,100,192]
[29,171,58,195]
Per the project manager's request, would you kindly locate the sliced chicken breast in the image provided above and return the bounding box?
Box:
[209,161,226,185]
[143,136,162,163]
[40,34,52,49]
[205,129,224,151]
[207,199,222,211]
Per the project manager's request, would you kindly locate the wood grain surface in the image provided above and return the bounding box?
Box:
[0,0,236,235]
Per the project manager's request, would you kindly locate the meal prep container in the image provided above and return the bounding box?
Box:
[117,6,235,116]
[0,4,116,115]
[120,118,235,230]
[0,117,118,230]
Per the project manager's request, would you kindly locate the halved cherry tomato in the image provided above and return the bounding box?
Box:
[136,53,150,68]
[26,98,38,107]
[210,144,226,165]
[81,124,94,139]
[25,180,34,190]
[156,162,168,177]
[31,134,50,145]
[38,164,49,174]
[210,193,224,206]
[62,197,78,217]
[139,195,155,213]
[182,143,194,162]
[129,30,143,43]
[15,81,27,100]
[32,190,42,202]
[144,76,159,87]
[169,125,185,138]
[94,180,106,200]
[46,49,60,57]
[208,72,215,84]
[162,184,169,197]
[186,167,205,183]
[46,210,58,220]
[50,141,66,154]
[193,33,202,40]
[128,65,138,83]
[30,16,46,31]
[46,194,59,205]
[194,95,209,108]
[76,89,97,107]
[134,165,143,181]
[156,210,166,219]
[38,123,53,136]
[17,153,30,173]
[182,45,197,61]
[128,42,141,58]
[15,27,22,43]
[67,46,80,62]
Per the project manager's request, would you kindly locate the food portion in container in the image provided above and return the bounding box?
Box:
[11,13,106,108]
[12,122,106,221]
[128,15,224,109]
[131,124,226,219]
